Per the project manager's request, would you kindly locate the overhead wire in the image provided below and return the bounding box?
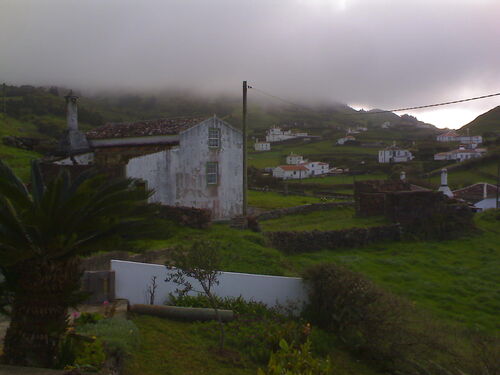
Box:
[249,85,500,115]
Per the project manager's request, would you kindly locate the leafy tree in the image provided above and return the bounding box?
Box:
[165,240,226,351]
[0,160,159,367]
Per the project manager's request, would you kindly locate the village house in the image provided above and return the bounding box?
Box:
[380,121,391,129]
[272,164,309,180]
[453,182,500,211]
[265,126,309,142]
[436,130,482,144]
[286,152,305,165]
[54,96,243,220]
[302,161,330,176]
[434,145,487,162]
[254,139,271,151]
[337,135,356,145]
[378,145,413,163]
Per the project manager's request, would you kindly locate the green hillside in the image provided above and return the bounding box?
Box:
[460,105,500,136]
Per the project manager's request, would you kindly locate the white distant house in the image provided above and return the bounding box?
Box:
[286,152,305,165]
[346,128,360,134]
[381,121,391,129]
[272,165,309,180]
[254,139,271,151]
[302,161,329,176]
[453,182,500,211]
[265,126,309,143]
[436,131,482,144]
[434,146,486,162]
[337,135,356,145]
[378,145,413,163]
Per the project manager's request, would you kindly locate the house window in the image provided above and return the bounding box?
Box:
[208,128,221,148]
[206,162,218,185]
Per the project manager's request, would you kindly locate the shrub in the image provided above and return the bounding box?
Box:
[301,263,449,373]
[156,204,211,229]
[76,318,139,360]
[73,312,103,327]
[257,339,331,375]
[57,334,106,372]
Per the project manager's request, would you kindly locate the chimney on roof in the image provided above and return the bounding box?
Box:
[483,183,487,199]
[400,171,406,181]
[65,91,79,131]
[438,168,453,198]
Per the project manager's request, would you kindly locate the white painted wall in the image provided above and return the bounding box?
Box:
[125,117,243,220]
[111,260,308,308]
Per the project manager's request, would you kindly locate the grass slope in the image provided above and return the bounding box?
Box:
[248,190,324,210]
[460,105,500,136]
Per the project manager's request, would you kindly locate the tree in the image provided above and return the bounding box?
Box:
[0,160,159,367]
[165,241,226,351]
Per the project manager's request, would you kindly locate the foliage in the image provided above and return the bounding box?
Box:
[76,317,140,359]
[257,339,331,375]
[0,160,160,367]
[74,312,104,326]
[156,204,212,229]
[57,333,106,372]
[165,240,226,351]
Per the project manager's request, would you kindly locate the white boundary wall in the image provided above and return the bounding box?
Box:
[111,260,308,308]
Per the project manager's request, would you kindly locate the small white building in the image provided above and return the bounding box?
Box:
[436,131,482,144]
[273,165,309,180]
[265,126,309,143]
[434,146,486,162]
[286,153,305,165]
[302,161,329,176]
[381,121,391,129]
[337,135,356,145]
[254,140,271,151]
[378,146,413,163]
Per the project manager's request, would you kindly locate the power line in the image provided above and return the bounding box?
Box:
[249,85,500,115]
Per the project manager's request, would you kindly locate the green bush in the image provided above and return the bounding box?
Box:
[73,312,104,327]
[257,339,331,375]
[57,334,106,372]
[76,318,139,359]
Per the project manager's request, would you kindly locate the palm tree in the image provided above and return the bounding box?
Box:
[0,160,158,367]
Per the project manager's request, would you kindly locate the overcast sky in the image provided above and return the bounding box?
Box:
[1,0,499,128]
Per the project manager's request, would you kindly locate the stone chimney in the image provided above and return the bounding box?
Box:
[57,91,90,155]
[65,92,79,131]
[438,168,453,198]
[400,171,406,181]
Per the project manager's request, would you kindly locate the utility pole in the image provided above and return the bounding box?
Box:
[242,81,248,216]
[496,163,499,209]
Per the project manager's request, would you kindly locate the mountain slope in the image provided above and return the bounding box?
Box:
[460,106,500,136]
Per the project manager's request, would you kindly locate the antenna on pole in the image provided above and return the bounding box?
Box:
[242,81,248,216]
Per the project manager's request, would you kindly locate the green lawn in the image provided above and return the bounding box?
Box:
[0,145,41,181]
[136,211,500,331]
[260,206,388,232]
[124,315,256,375]
[288,173,386,185]
[248,190,325,210]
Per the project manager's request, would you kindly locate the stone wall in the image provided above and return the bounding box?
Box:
[266,224,402,254]
[257,202,354,221]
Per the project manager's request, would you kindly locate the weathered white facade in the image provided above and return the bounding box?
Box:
[265,126,309,143]
[437,131,482,144]
[125,117,243,220]
[434,147,487,162]
[337,135,355,145]
[303,161,329,176]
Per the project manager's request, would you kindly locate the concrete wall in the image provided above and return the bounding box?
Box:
[111,260,308,308]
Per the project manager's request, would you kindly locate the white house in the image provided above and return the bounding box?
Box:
[378,146,413,163]
[265,126,309,142]
[337,135,356,145]
[434,146,487,162]
[286,153,305,165]
[254,140,271,151]
[381,121,391,129]
[453,182,500,211]
[302,161,329,176]
[436,131,482,144]
[272,165,309,180]
[82,115,243,220]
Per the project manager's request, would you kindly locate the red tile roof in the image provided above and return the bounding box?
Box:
[87,117,205,139]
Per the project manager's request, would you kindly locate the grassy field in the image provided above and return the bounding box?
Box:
[287,173,386,185]
[428,161,499,189]
[0,145,41,181]
[124,315,256,375]
[260,206,388,232]
[248,190,325,210]
[136,210,500,331]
